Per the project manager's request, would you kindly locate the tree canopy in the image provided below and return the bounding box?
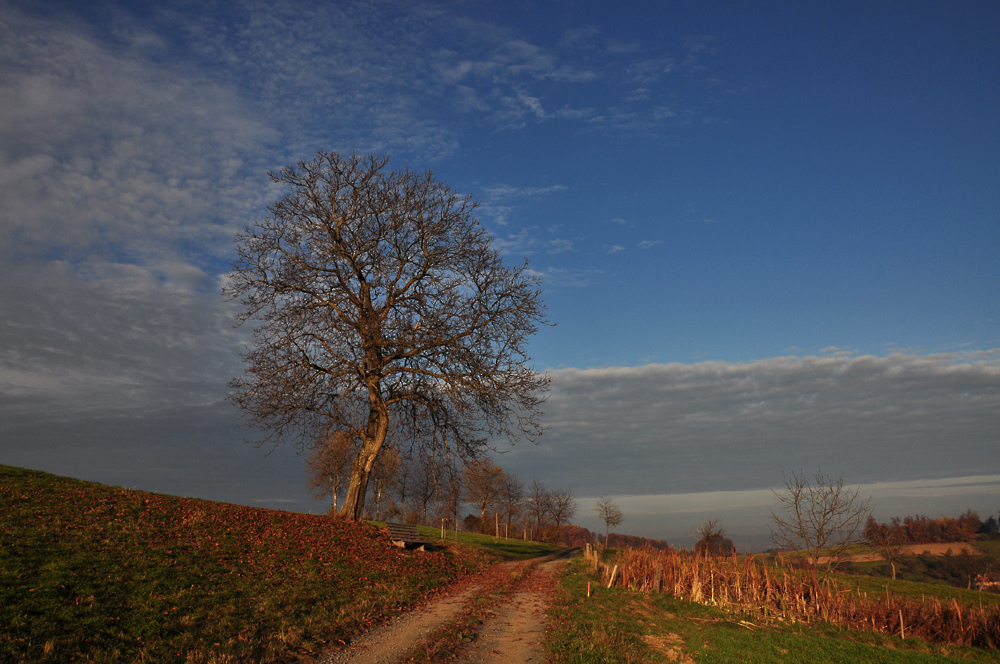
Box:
[225,151,549,519]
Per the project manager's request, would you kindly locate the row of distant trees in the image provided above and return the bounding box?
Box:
[864,510,990,545]
[305,432,575,537]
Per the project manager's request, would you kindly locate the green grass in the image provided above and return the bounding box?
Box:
[0,465,518,664]
[409,525,562,560]
[548,556,1000,664]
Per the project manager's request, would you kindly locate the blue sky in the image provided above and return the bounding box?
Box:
[1,0,998,549]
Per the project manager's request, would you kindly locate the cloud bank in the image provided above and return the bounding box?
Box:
[500,352,1000,496]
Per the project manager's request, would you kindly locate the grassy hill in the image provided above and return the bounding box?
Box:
[0,464,552,664]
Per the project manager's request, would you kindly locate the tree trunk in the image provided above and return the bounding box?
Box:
[341,393,389,521]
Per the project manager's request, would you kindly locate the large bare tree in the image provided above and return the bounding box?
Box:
[769,469,873,578]
[225,151,548,520]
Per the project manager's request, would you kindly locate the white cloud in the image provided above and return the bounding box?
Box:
[0,6,275,273]
[637,240,662,249]
[547,238,575,254]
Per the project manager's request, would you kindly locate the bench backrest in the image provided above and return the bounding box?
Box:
[386,523,421,540]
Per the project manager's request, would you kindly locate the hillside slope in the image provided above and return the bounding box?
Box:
[0,464,477,663]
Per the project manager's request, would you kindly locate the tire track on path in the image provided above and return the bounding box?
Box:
[315,550,575,664]
[315,583,480,664]
[452,556,567,664]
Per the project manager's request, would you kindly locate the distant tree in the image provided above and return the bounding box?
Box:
[391,452,413,519]
[369,444,400,521]
[225,151,549,520]
[410,451,443,525]
[498,473,526,534]
[550,487,577,527]
[864,516,905,580]
[528,479,553,532]
[693,518,735,557]
[981,515,1000,537]
[305,430,358,512]
[769,469,873,579]
[595,495,624,547]
[464,458,505,530]
[435,458,464,531]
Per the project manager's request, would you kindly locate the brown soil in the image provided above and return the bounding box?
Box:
[315,553,572,664]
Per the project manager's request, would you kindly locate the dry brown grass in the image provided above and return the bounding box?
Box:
[603,545,1000,649]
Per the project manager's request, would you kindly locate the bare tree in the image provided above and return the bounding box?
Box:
[390,452,413,520]
[305,430,358,512]
[549,487,577,527]
[769,469,873,577]
[595,495,624,547]
[693,518,735,557]
[369,444,400,521]
[498,473,525,533]
[225,151,549,520]
[435,458,464,530]
[864,516,904,580]
[528,479,553,531]
[464,458,505,529]
[410,451,442,525]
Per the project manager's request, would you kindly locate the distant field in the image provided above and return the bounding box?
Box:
[820,542,980,564]
[0,464,555,664]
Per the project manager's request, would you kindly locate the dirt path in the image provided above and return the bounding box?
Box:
[314,585,479,664]
[453,557,564,664]
[315,552,572,664]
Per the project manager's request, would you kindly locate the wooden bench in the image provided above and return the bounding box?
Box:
[386,523,434,551]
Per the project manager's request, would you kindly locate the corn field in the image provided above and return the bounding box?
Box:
[584,544,1000,649]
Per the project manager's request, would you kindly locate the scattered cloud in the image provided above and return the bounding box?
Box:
[547,238,575,254]
[524,266,604,288]
[637,240,662,250]
[493,228,540,255]
[820,346,858,357]
[605,244,625,254]
[0,7,275,272]
[481,184,569,199]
